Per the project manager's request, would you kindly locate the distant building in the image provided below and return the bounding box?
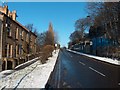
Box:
[0,5,37,71]
[70,40,92,54]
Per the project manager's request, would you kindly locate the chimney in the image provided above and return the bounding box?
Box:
[3,5,8,15]
[12,10,16,20]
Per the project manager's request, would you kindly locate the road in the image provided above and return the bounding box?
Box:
[45,48,120,88]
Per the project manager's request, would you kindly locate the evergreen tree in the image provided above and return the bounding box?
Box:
[44,22,55,46]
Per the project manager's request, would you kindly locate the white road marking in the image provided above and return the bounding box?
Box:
[79,61,85,66]
[89,67,106,77]
[118,83,120,86]
[57,60,61,88]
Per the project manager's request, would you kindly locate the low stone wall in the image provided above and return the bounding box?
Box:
[1,52,42,71]
[0,61,2,72]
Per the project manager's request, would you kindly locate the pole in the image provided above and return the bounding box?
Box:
[0,16,3,71]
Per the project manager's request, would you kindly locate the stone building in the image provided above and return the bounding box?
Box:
[0,5,37,71]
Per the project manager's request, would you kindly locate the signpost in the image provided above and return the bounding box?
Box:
[55,44,57,54]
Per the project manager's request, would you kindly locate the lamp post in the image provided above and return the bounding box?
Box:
[86,15,95,54]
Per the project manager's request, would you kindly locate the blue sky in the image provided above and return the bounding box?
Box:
[7,2,88,47]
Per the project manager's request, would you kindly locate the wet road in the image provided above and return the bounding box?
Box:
[46,49,120,88]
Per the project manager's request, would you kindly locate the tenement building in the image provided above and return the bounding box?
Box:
[0,5,37,71]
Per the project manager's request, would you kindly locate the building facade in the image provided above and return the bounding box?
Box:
[0,5,37,71]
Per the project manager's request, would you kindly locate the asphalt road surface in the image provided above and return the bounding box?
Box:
[45,48,120,88]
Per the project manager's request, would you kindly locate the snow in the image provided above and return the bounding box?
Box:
[0,56,40,79]
[67,49,120,65]
[15,57,40,69]
[0,70,14,78]
[0,49,59,89]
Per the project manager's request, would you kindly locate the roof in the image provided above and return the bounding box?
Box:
[0,11,37,37]
[15,19,37,37]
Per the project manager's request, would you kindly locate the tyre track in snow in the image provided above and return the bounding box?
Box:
[13,64,38,89]
[2,61,39,90]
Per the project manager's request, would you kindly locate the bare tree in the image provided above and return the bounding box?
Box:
[87,2,120,58]
[87,2,119,43]
[69,30,82,43]
[25,24,37,35]
[25,24,44,52]
[87,2,104,20]
[25,24,34,32]
[74,17,92,40]
[37,32,46,46]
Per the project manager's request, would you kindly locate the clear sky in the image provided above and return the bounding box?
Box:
[7,2,88,47]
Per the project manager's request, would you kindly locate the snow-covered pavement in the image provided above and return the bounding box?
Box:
[0,49,59,89]
[67,49,120,65]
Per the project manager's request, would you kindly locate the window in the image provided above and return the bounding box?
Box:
[20,30,22,38]
[22,45,24,54]
[19,44,23,55]
[19,45,21,55]
[21,30,24,40]
[6,44,13,58]
[30,45,32,53]
[5,45,7,57]
[15,45,19,57]
[34,45,36,53]
[30,35,32,42]
[7,28,11,37]
[6,20,11,37]
[6,44,10,57]
[24,32,26,40]
[35,38,36,44]
[10,45,13,58]
[26,33,29,42]
[16,28,19,39]
[5,23,8,27]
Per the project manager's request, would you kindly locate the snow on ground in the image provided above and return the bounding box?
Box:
[67,49,120,65]
[0,70,14,78]
[0,57,39,79]
[0,49,59,89]
[15,57,40,69]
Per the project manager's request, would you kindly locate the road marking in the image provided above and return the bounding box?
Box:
[89,67,106,77]
[118,83,120,86]
[57,60,61,88]
[79,61,85,66]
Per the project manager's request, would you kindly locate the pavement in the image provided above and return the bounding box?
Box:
[67,49,120,65]
[0,57,39,79]
[45,48,120,88]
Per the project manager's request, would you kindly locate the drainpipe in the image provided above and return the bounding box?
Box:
[0,14,3,71]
